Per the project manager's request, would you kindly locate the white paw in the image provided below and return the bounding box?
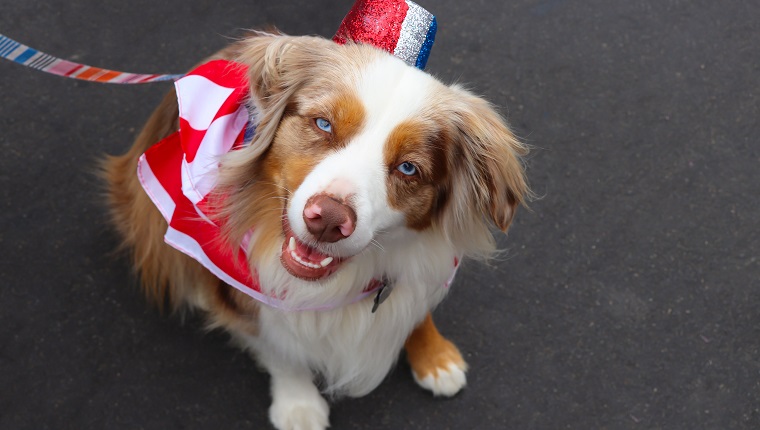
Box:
[412,361,468,397]
[269,390,330,430]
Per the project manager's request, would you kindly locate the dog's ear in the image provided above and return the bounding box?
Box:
[447,85,530,233]
[232,33,336,159]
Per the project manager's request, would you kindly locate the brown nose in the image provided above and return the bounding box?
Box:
[303,194,357,243]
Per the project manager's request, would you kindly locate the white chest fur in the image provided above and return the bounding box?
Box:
[242,231,456,396]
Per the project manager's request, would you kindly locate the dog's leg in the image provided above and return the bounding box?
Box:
[264,359,330,430]
[405,312,468,396]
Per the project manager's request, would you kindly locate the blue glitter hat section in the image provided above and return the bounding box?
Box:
[415,16,436,70]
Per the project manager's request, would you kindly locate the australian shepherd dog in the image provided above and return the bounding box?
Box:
[104,32,529,430]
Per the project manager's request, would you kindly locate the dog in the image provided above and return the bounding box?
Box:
[103,32,529,430]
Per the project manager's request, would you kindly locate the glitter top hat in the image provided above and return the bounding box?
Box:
[333,0,437,70]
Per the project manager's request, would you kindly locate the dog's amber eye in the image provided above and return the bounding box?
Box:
[396,161,418,176]
[315,118,332,134]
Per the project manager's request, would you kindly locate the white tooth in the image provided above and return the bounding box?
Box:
[292,251,316,269]
[290,246,328,270]
[320,257,333,267]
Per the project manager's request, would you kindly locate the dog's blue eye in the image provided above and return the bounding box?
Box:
[315,118,332,133]
[397,162,418,176]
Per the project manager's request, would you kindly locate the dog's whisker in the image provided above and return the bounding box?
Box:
[370,239,385,252]
[258,180,293,195]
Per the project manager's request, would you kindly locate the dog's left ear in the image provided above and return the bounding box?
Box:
[448,86,530,232]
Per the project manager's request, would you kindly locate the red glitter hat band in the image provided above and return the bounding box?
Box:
[333,0,437,70]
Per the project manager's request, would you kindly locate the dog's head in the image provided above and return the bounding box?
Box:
[216,33,529,281]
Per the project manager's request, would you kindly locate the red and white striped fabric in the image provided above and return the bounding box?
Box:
[136,60,278,305]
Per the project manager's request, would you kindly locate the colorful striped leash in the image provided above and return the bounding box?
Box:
[0,33,183,84]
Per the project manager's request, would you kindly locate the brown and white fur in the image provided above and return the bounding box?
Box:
[104,32,529,430]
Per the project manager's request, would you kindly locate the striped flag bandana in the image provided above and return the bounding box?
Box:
[138,0,457,312]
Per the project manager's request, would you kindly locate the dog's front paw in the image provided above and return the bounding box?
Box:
[269,387,330,430]
[405,314,468,397]
[412,358,468,397]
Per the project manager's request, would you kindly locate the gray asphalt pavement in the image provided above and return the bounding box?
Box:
[1,0,758,429]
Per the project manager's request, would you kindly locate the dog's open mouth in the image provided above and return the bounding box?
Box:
[280,219,343,281]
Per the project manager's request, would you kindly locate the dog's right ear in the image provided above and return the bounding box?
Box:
[233,33,336,159]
